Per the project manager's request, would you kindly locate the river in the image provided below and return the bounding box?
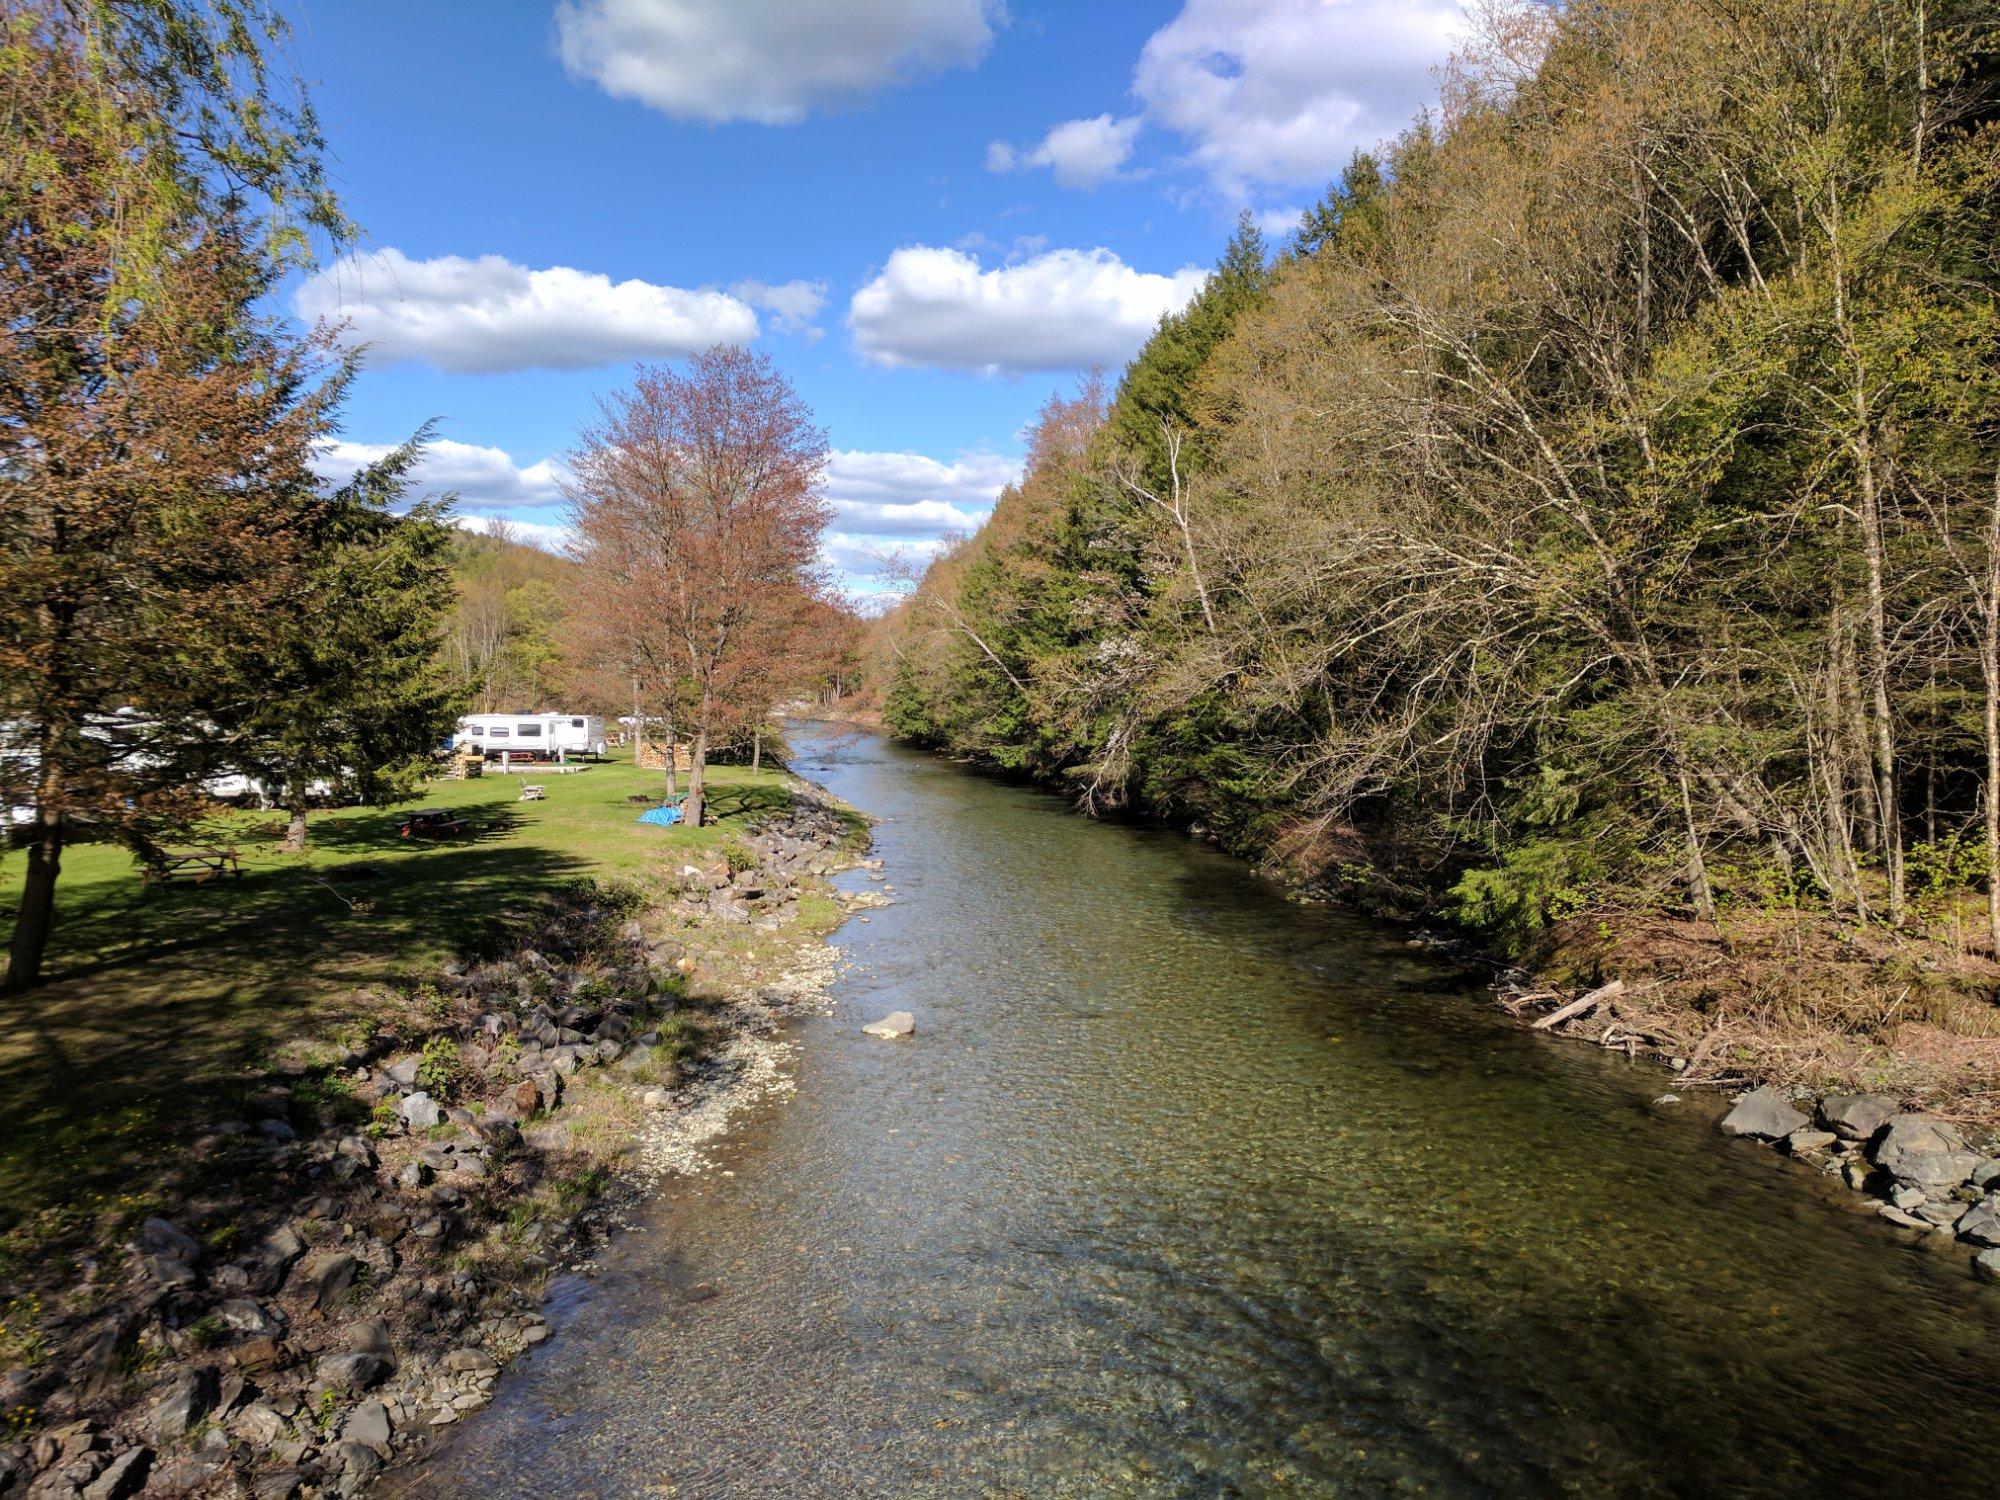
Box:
[408,730,2000,1497]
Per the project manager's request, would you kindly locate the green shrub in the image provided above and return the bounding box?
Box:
[416,1036,469,1102]
[1445,839,1599,951]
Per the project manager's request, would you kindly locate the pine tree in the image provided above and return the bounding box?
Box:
[222,435,465,853]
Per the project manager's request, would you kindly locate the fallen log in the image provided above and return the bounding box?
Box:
[1530,978,1627,1031]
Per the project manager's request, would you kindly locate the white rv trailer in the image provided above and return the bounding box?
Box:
[455,713,607,761]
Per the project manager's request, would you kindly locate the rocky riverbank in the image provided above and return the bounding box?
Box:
[1496,970,2000,1283]
[0,782,869,1499]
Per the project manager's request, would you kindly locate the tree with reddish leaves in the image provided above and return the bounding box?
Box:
[0,18,340,993]
[567,347,832,827]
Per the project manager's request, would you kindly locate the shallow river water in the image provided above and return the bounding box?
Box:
[409,731,2000,1497]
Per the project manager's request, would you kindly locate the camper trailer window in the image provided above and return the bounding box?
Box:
[489,727,509,738]
[469,726,484,736]
[571,718,585,728]
[517,724,543,738]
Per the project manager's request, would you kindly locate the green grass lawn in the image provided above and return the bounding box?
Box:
[0,750,790,1236]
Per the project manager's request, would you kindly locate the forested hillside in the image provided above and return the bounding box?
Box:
[878,0,2000,1095]
[445,524,577,713]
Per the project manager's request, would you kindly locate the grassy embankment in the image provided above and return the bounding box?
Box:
[0,750,849,1246]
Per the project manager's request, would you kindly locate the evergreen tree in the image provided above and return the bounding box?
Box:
[224,436,466,853]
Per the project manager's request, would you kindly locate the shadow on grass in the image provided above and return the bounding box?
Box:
[0,838,585,1231]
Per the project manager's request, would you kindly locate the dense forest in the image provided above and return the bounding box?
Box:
[880,0,2000,990]
[445,524,577,715]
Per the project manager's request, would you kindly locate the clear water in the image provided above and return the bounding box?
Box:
[406,731,2000,1497]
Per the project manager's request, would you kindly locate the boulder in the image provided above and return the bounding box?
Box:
[861,1011,916,1040]
[245,1225,306,1294]
[1975,1248,2000,1283]
[215,1299,281,1338]
[80,1447,150,1500]
[400,1092,442,1131]
[1784,1128,1838,1155]
[1872,1115,1983,1189]
[298,1250,358,1311]
[1957,1193,2000,1249]
[145,1367,217,1444]
[383,1058,421,1088]
[342,1400,393,1457]
[1972,1158,2000,1190]
[333,1441,383,1497]
[257,1118,297,1142]
[1719,1086,1806,1140]
[139,1218,201,1263]
[315,1352,390,1393]
[1819,1094,1899,1142]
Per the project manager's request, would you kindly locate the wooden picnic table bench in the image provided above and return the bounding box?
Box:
[519,784,546,802]
[397,809,470,839]
[143,848,242,888]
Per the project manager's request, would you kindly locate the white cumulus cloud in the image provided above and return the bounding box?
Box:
[848,246,1206,376]
[821,449,1018,538]
[311,438,565,511]
[988,113,1143,190]
[296,248,761,374]
[1133,0,1466,195]
[731,278,829,338]
[556,0,996,124]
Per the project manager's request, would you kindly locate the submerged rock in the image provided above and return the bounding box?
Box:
[1720,1086,1807,1140]
[862,1011,915,1040]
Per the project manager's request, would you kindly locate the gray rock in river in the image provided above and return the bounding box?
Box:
[1784,1127,1837,1155]
[1974,1247,2000,1283]
[1819,1094,1899,1142]
[862,1011,915,1039]
[1872,1115,1983,1189]
[1956,1193,2000,1249]
[1720,1086,1807,1139]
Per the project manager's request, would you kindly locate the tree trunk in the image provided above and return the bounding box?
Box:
[683,685,711,828]
[3,807,62,995]
[282,788,309,855]
[1985,471,2000,953]
[752,727,762,775]
[663,711,679,798]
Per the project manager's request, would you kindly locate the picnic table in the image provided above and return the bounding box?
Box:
[397,809,470,839]
[519,784,546,802]
[143,848,242,888]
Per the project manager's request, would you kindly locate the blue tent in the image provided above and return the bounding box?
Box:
[636,804,683,828]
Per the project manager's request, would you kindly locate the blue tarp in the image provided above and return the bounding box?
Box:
[636,804,683,827]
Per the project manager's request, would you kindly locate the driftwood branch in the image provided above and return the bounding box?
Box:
[1531,978,1627,1031]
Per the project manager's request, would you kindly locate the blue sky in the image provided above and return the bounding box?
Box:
[291,0,1468,595]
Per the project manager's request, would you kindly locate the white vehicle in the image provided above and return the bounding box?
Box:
[455,713,607,760]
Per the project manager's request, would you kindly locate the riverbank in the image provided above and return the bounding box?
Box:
[0,761,871,1497]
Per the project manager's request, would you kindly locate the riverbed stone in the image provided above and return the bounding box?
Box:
[1956,1193,2000,1249]
[1819,1094,1899,1142]
[1872,1115,1984,1189]
[1975,1248,2000,1282]
[862,1011,915,1040]
[400,1092,442,1131]
[1784,1128,1837,1155]
[1719,1086,1806,1140]
[341,1401,392,1457]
